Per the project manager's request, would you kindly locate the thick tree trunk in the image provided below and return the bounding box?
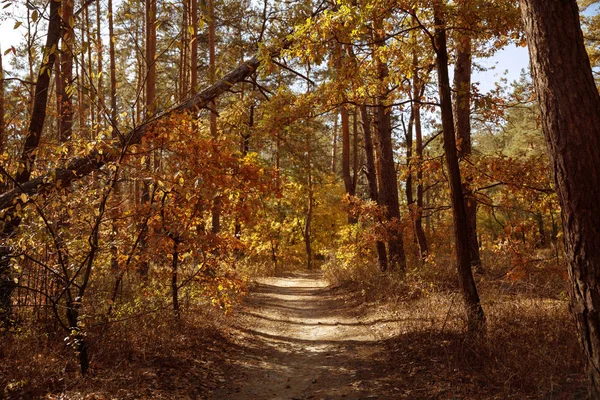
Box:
[372,18,406,272]
[520,1,600,396]
[453,26,483,273]
[360,105,388,272]
[433,3,485,335]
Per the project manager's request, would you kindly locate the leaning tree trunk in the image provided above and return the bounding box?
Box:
[433,2,485,335]
[520,1,600,396]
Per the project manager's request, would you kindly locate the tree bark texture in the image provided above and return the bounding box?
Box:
[411,61,428,260]
[360,105,388,272]
[433,3,485,334]
[372,18,406,272]
[452,27,482,273]
[520,0,600,396]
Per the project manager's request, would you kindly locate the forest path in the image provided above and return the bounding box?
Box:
[211,271,404,400]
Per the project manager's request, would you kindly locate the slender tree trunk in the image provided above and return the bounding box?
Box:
[191,0,198,92]
[59,0,74,142]
[96,0,104,127]
[520,1,600,395]
[341,105,357,223]
[0,52,4,156]
[171,239,180,317]
[535,213,547,248]
[139,0,157,278]
[360,105,388,272]
[352,108,359,197]
[84,5,95,139]
[208,0,221,234]
[107,0,120,274]
[304,129,314,270]
[433,2,485,335]
[412,53,428,260]
[453,17,482,273]
[331,113,338,174]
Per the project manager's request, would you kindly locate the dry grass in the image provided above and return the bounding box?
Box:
[322,246,587,399]
[1,245,587,399]
[1,306,235,400]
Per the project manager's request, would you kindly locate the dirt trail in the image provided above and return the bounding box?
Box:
[211,271,402,400]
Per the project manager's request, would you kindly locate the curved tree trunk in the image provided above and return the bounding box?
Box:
[520,1,600,396]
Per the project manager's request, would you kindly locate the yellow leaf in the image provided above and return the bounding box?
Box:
[20,193,28,203]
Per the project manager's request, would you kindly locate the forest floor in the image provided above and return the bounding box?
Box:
[4,270,587,399]
[208,271,584,400]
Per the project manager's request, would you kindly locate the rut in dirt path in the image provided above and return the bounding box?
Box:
[211,271,403,400]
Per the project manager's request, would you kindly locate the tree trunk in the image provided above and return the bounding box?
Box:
[411,50,428,260]
[0,52,4,156]
[304,128,314,270]
[96,0,104,126]
[208,0,221,235]
[520,1,600,395]
[331,113,338,174]
[1,0,62,327]
[191,0,198,92]
[372,18,406,272]
[433,3,485,335]
[452,19,483,273]
[341,105,357,223]
[360,105,388,272]
[139,0,157,278]
[58,0,74,141]
[172,240,180,317]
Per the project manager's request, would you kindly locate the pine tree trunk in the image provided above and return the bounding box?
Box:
[453,24,482,273]
[372,18,406,272]
[433,3,485,335]
[360,105,388,272]
[520,1,600,396]
[139,0,157,278]
[411,51,428,260]
[208,0,221,235]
